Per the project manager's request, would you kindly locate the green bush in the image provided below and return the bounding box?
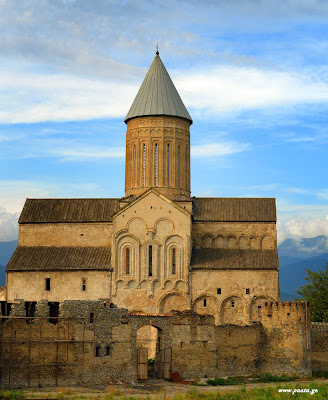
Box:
[254,372,295,383]
[313,370,328,379]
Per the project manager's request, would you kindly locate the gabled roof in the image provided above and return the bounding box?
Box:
[19,198,121,224]
[191,249,279,270]
[17,196,276,224]
[115,188,191,218]
[6,246,111,271]
[192,198,276,222]
[124,53,192,124]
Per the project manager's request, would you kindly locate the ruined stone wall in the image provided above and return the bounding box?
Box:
[170,314,263,379]
[0,300,137,389]
[311,322,328,373]
[0,300,313,389]
[19,223,113,247]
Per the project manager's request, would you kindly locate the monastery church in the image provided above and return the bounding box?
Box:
[5,52,279,326]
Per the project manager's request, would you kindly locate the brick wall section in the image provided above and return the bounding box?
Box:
[311,322,328,372]
[0,300,313,389]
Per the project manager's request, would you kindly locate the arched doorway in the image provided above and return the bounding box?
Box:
[137,325,160,359]
[137,325,163,379]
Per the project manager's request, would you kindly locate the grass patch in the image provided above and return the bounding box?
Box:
[0,392,24,400]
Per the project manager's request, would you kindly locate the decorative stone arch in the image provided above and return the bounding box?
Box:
[139,280,148,290]
[126,280,137,289]
[260,235,275,250]
[192,294,219,323]
[238,235,249,250]
[164,235,184,280]
[158,291,189,313]
[126,217,147,238]
[116,234,139,281]
[220,295,246,325]
[214,235,225,249]
[227,235,238,249]
[154,218,174,238]
[163,280,174,290]
[175,280,185,290]
[249,235,258,250]
[115,280,125,290]
[249,296,275,321]
[203,234,214,248]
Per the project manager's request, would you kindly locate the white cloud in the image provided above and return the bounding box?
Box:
[191,142,251,157]
[176,66,328,118]
[0,207,19,241]
[277,216,328,244]
[2,63,328,124]
[0,180,110,214]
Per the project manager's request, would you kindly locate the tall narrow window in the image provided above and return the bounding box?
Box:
[154,143,158,187]
[45,278,51,291]
[148,245,153,277]
[142,144,146,187]
[125,248,130,275]
[172,248,176,275]
[133,145,136,187]
[167,143,170,186]
[82,278,86,291]
[178,145,180,187]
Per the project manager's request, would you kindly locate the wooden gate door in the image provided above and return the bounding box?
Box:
[137,348,148,380]
[158,348,172,380]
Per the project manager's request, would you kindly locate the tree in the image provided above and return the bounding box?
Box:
[296,264,328,322]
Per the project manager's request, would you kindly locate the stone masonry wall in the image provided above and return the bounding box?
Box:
[259,301,312,376]
[0,299,313,389]
[311,322,328,373]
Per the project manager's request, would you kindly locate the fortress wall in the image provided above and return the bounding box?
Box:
[0,300,312,389]
[19,223,113,247]
[259,301,312,376]
[311,322,328,373]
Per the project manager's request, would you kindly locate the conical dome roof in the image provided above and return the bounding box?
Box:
[124,53,192,124]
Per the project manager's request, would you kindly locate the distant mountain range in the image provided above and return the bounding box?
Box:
[0,236,327,298]
[0,240,18,286]
[278,235,328,300]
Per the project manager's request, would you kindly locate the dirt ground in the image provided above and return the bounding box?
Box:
[17,378,328,399]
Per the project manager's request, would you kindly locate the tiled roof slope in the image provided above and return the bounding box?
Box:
[19,198,121,224]
[18,197,276,224]
[6,246,111,271]
[124,53,192,124]
[191,249,279,270]
[192,198,276,222]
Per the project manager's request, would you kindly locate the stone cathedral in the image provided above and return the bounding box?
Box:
[5,52,279,325]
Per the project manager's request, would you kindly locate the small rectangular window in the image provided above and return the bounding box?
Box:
[246,288,250,294]
[203,299,207,307]
[217,288,221,295]
[45,278,51,291]
[82,278,86,291]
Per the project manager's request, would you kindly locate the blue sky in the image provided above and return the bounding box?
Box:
[1,0,328,242]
